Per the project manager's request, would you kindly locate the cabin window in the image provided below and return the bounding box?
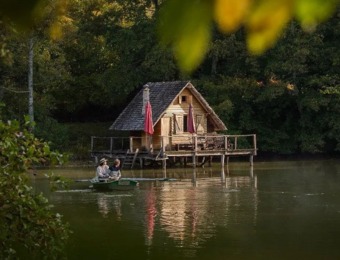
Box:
[174,115,183,133]
[179,95,187,104]
[183,115,188,132]
[196,114,204,133]
[174,114,191,133]
[178,95,193,104]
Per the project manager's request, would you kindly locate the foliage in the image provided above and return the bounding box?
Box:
[0,1,339,156]
[158,0,340,73]
[0,116,70,259]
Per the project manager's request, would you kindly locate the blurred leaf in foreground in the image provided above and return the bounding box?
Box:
[246,0,293,55]
[157,0,212,73]
[158,0,340,74]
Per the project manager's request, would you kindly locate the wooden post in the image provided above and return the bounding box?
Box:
[161,136,166,170]
[91,136,94,151]
[221,154,225,168]
[162,157,166,170]
[250,155,253,166]
[221,167,225,183]
[193,135,197,168]
[193,135,197,151]
[253,134,257,155]
[110,137,113,153]
[129,137,133,152]
[226,156,229,166]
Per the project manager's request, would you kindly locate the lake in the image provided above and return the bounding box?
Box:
[32,159,340,259]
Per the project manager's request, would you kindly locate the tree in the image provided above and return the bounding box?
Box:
[0,112,70,259]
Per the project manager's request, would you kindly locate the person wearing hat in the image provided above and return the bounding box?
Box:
[96,158,110,181]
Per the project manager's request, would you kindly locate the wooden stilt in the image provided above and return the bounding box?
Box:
[250,155,253,166]
[226,156,229,166]
[221,154,225,168]
[162,157,166,170]
[192,154,196,168]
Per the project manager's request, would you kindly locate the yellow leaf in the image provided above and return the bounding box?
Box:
[214,0,252,33]
[49,22,63,40]
[246,0,293,55]
[294,0,338,31]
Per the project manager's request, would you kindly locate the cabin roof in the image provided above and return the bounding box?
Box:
[109,81,227,131]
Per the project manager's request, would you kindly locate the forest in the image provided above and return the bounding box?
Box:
[1,0,339,158]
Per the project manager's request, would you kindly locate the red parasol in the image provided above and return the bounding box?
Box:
[144,101,154,135]
[187,103,196,134]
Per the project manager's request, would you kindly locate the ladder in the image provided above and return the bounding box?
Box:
[122,148,139,169]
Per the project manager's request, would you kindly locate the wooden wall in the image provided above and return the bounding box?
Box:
[152,87,209,149]
[131,87,217,151]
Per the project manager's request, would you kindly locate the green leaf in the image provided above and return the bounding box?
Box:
[294,0,339,30]
[158,0,213,73]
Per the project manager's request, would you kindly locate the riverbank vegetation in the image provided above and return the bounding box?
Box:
[0,115,70,259]
[0,1,339,160]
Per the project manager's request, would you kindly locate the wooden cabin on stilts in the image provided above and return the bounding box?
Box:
[90,81,257,169]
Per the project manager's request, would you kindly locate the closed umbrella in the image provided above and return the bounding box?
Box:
[144,101,154,151]
[187,103,196,134]
[144,101,154,135]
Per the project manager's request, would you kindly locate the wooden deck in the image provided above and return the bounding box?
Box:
[90,134,257,168]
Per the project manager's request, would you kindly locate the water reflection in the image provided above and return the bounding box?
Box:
[145,190,156,246]
[96,195,123,219]
[139,166,258,254]
[32,160,340,259]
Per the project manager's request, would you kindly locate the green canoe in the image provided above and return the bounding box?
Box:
[91,179,139,191]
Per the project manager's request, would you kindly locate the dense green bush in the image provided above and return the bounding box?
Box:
[0,116,70,259]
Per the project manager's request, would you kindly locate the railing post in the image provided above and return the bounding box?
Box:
[235,136,238,150]
[224,135,228,151]
[110,137,113,153]
[253,134,257,155]
[193,135,197,151]
[162,136,167,169]
[163,136,167,157]
[129,137,133,152]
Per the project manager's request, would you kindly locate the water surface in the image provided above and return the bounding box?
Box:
[33,160,340,259]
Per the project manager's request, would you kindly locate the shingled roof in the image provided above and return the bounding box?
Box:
[109,81,227,131]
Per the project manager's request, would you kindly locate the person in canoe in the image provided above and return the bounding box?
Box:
[109,159,121,180]
[96,158,110,181]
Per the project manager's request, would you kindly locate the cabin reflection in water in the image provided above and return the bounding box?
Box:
[97,167,258,250]
[152,168,257,250]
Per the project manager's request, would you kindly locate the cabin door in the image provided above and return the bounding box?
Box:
[161,117,171,149]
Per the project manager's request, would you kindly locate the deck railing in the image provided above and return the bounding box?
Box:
[91,134,257,156]
[90,136,145,154]
[161,134,256,153]
[90,136,130,153]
